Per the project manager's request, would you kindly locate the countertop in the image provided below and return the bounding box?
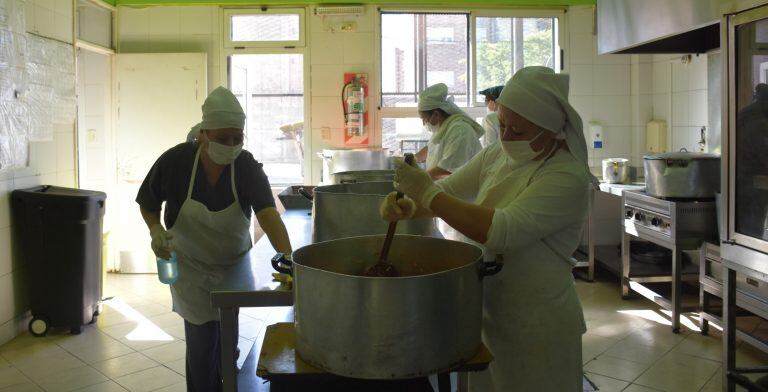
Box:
[210,209,312,309]
[598,181,645,197]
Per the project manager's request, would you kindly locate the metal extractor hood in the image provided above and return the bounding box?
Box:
[596,0,722,54]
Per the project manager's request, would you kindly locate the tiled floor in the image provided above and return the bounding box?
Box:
[0,272,766,391]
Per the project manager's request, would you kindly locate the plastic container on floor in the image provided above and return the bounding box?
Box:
[11,185,106,336]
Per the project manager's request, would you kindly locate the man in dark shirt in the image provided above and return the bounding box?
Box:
[136,86,292,392]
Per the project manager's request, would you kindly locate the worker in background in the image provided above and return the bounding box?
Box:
[186,122,202,143]
[137,86,292,392]
[479,85,504,147]
[382,67,594,391]
[413,83,484,179]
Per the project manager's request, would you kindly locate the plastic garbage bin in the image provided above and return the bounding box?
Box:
[11,185,106,336]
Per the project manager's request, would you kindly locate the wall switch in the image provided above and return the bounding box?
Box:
[321,127,331,140]
[87,129,97,143]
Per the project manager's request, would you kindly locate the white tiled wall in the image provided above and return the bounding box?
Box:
[566,5,633,170]
[0,1,77,346]
[117,5,378,184]
[649,54,709,155]
[117,6,221,95]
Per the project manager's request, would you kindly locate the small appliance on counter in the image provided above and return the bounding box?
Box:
[602,158,629,184]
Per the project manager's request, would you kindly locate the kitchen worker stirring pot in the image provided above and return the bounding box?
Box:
[137,86,292,392]
[381,67,596,391]
[413,83,485,179]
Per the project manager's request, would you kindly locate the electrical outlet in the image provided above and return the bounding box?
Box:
[87,129,97,143]
[340,22,356,32]
[321,127,331,140]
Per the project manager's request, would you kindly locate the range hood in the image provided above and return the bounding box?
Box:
[597,0,722,54]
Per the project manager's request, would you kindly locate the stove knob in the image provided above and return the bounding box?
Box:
[635,213,641,220]
[625,210,633,219]
[651,218,660,226]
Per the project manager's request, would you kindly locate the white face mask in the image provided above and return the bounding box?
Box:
[501,130,545,166]
[425,122,440,133]
[207,141,243,165]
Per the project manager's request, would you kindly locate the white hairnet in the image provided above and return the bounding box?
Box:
[186,122,202,142]
[417,83,465,117]
[497,66,595,183]
[200,86,246,130]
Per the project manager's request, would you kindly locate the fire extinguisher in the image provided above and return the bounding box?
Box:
[343,78,365,137]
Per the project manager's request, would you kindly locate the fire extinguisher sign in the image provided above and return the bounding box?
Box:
[343,73,369,146]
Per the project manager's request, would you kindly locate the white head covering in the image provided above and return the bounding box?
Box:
[496,66,595,183]
[417,83,465,117]
[186,122,202,142]
[200,86,246,130]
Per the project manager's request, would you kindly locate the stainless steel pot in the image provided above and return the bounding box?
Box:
[329,169,395,184]
[602,158,629,184]
[312,181,438,242]
[644,150,720,198]
[272,234,502,379]
[320,149,392,175]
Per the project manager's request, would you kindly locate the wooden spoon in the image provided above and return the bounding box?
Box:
[364,154,414,277]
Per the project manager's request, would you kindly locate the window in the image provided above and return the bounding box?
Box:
[224,8,305,48]
[473,16,558,104]
[379,9,562,153]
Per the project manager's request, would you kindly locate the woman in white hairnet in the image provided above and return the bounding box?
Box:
[381,67,594,391]
[479,85,504,147]
[137,86,293,392]
[414,83,484,179]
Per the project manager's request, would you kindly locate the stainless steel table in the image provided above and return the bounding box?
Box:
[211,209,311,392]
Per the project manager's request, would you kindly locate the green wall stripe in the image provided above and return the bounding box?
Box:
[116,0,594,5]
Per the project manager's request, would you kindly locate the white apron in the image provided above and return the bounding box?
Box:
[466,147,586,392]
[169,148,253,325]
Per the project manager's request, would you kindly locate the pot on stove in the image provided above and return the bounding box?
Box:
[643,149,720,199]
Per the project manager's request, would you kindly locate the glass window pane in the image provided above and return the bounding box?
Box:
[381,14,417,107]
[475,17,555,100]
[230,54,304,185]
[381,118,429,154]
[231,14,300,42]
[734,18,768,240]
[76,0,112,48]
[425,14,468,105]
[380,13,468,108]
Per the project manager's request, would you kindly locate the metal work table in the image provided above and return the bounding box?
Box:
[257,323,492,392]
[211,209,311,392]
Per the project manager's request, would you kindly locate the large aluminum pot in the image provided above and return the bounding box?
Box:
[312,181,438,242]
[273,234,502,379]
[602,158,629,184]
[321,149,392,175]
[644,150,720,198]
[329,169,395,184]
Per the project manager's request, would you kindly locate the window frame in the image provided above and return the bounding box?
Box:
[223,8,306,49]
[469,9,566,107]
[375,7,567,148]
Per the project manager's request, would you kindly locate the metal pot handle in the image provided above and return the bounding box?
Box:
[479,254,505,277]
[298,187,314,201]
[271,253,293,275]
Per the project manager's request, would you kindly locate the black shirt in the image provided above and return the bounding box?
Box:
[136,142,275,229]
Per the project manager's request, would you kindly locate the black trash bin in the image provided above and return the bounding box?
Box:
[11,185,106,336]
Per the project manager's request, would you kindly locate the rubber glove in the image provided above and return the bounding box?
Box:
[380,191,416,222]
[393,158,442,210]
[149,223,173,260]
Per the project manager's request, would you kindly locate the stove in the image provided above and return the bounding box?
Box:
[622,190,718,333]
[623,190,718,247]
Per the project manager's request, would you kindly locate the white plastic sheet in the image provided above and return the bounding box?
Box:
[0,101,29,171]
